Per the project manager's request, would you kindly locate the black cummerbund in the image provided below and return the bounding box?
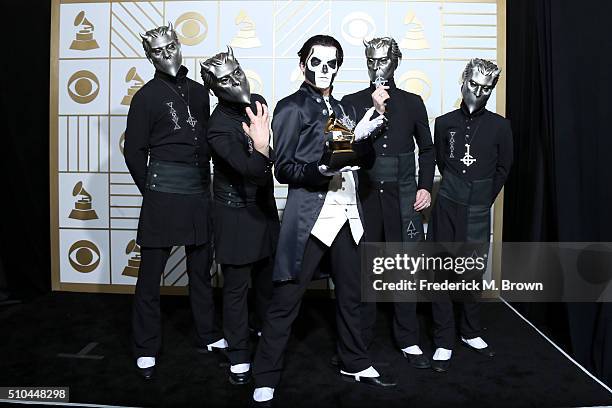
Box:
[213,170,256,208]
[361,152,415,183]
[145,160,209,194]
[438,171,492,207]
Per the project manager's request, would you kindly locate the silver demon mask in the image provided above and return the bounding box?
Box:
[200,46,251,105]
[303,45,339,89]
[141,23,183,77]
[461,58,501,114]
[364,37,402,86]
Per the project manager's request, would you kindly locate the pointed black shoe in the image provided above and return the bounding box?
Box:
[137,365,156,380]
[431,359,450,373]
[401,351,431,369]
[461,341,496,357]
[229,369,252,385]
[340,372,397,388]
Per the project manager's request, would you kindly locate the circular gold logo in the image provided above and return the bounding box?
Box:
[341,12,376,46]
[68,239,101,273]
[398,70,432,101]
[67,70,100,104]
[175,12,208,46]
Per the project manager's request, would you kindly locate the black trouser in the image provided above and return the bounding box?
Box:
[430,195,483,349]
[253,223,372,387]
[132,243,221,358]
[222,257,273,365]
[361,195,420,349]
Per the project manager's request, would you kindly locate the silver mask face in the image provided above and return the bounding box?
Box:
[302,45,339,89]
[366,44,396,84]
[460,59,501,113]
[141,23,183,77]
[200,47,251,105]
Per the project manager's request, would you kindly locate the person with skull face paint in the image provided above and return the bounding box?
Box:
[341,37,435,370]
[200,47,279,386]
[427,58,513,372]
[124,23,226,380]
[251,35,395,406]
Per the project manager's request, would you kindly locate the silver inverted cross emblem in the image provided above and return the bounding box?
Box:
[460,143,476,167]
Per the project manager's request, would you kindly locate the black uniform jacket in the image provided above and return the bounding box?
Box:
[124,66,211,247]
[207,94,279,266]
[341,79,435,241]
[434,103,513,204]
[272,82,373,282]
[429,103,513,242]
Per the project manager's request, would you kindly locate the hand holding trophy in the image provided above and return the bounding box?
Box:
[319,107,385,171]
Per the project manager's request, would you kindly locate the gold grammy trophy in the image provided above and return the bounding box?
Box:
[69,181,98,220]
[321,113,357,170]
[69,11,99,51]
[122,239,141,278]
[121,67,144,106]
[400,11,429,50]
[230,10,262,48]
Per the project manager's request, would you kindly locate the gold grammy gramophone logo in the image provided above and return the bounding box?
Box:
[400,10,429,50]
[122,239,141,278]
[398,70,432,101]
[230,10,261,48]
[69,181,98,220]
[70,11,99,51]
[67,70,100,104]
[175,12,208,46]
[121,67,144,106]
[68,239,101,273]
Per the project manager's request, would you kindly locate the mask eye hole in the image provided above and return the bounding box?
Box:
[220,77,230,85]
[310,57,321,67]
[167,43,176,51]
[328,59,337,70]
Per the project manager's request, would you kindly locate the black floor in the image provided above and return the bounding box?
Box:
[0,292,611,408]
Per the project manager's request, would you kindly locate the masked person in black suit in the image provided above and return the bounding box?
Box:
[125,23,226,380]
[341,37,435,370]
[251,35,396,406]
[428,58,513,372]
[200,47,279,386]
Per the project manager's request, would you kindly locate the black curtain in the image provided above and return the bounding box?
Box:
[505,0,612,386]
[0,3,52,298]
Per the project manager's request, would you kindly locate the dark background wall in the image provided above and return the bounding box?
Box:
[0,0,610,384]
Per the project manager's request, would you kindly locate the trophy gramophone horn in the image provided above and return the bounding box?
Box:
[125,67,144,85]
[324,112,354,136]
[125,239,141,255]
[70,10,99,50]
[74,11,94,30]
[321,112,357,170]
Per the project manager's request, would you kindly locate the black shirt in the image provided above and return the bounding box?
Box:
[124,65,210,194]
[434,103,513,201]
[341,79,435,192]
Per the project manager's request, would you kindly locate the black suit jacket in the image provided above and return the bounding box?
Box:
[207,94,279,265]
[272,82,372,282]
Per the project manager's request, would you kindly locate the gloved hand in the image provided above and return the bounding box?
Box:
[318,164,360,176]
[354,107,386,141]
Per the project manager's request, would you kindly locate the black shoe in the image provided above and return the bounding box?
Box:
[431,359,450,373]
[461,341,496,357]
[229,369,252,385]
[401,351,431,369]
[340,372,397,388]
[137,365,156,380]
[330,353,340,367]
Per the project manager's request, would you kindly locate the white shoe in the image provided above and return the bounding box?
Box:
[461,336,488,349]
[432,348,452,361]
[230,363,250,374]
[253,387,274,402]
[401,345,423,355]
[206,338,228,351]
[136,356,155,369]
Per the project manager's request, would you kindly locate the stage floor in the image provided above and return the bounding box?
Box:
[0,292,611,408]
